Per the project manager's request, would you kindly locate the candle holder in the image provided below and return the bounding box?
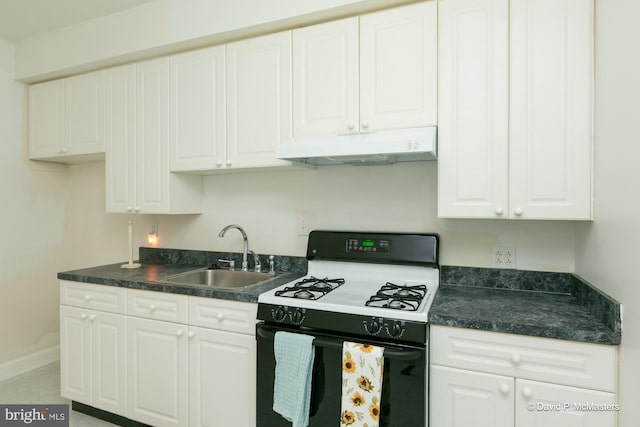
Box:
[121,220,142,269]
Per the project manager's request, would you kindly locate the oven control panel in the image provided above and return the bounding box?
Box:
[346,238,391,253]
[363,317,405,338]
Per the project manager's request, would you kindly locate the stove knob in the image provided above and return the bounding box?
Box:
[365,319,382,335]
[291,309,305,325]
[272,306,287,322]
[388,321,405,338]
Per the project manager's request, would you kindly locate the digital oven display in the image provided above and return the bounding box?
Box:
[346,238,390,253]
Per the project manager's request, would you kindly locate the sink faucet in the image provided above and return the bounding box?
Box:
[218,224,249,271]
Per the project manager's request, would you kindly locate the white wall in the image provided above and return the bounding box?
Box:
[574,1,640,425]
[0,39,66,373]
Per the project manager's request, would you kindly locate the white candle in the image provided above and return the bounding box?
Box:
[128,221,133,265]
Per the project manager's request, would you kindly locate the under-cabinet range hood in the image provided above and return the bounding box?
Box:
[276,126,437,166]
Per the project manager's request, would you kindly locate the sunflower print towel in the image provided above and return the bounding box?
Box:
[340,341,384,427]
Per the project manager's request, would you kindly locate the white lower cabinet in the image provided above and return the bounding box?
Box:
[60,282,127,416]
[430,325,618,427]
[60,282,258,427]
[127,316,189,427]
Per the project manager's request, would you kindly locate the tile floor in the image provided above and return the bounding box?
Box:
[0,363,117,426]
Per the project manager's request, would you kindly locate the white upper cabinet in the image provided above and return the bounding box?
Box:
[293,17,359,136]
[359,2,437,131]
[438,0,594,220]
[509,0,594,220]
[226,31,292,169]
[437,0,509,218]
[169,46,226,172]
[29,70,105,161]
[105,60,202,214]
[293,1,437,137]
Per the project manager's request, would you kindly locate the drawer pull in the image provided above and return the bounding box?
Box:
[84,295,92,302]
[177,329,184,337]
[499,383,509,395]
[511,353,522,365]
[522,387,533,399]
[216,313,225,321]
[149,304,157,312]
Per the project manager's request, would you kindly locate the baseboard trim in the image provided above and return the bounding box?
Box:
[0,346,60,382]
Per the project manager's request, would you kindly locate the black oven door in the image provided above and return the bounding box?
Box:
[256,323,426,427]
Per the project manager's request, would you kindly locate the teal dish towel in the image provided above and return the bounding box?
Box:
[273,331,316,427]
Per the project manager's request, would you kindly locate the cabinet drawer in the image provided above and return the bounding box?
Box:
[430,325,617,392]
[189,297,257,335]
[127,289,188,324]
[60,281,126,314]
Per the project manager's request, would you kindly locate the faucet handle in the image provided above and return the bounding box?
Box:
[217,259,235,271]
[269,255,275,275]
[249,250,261,273]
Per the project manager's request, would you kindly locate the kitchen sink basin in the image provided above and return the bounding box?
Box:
[160,268,274,289]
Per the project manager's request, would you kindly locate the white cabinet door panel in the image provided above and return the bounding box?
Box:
[431,365,514,427]
[227,31,292,169]
[360,1,437,130]
[516,379,616,427]
[60,306,91,405]
[170,46,226,171]
[65,71,105,156]
[437,0,509,218]
[509,0,593,219]
[293,17,359,136]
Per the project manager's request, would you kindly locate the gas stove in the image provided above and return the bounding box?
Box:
[257,231,439,344]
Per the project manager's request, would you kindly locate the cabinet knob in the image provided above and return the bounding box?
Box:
[513,207,523,216]
[61,148,68,154]
[226,160,232,166]
[84,295,92,302]
[216,160,223,167]
[522,387,533,399]
[81,313,88,320]
[188,331,195,339]
[177,329,184,337]
[511,353,522,365]
[149,304,157,312]
[135,207,141,213]
[361,120,369,129]
[495,207,504,216]
[216,313,225,321]
[127,207,133,212]
[89,314,96,321]
[499,383,509,395]
[347,122,355,130]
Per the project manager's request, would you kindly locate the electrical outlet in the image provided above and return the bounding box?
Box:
[492,247,516,269]
[296,213,310,236]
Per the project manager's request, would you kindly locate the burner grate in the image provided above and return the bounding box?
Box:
[274,276,345,300]
[365,282,428,311]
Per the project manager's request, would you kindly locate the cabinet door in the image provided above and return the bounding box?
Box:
[516,379,616,427]
[29,80,64,159]
[136,58,170,213]
[91,311,127,416]
[437,0,509,218]
[60,306,92,405]
[127,317,188,427]
[105,64,137,213]
[65,70,105,156]
[170,46,226,171]
[431,365,514,427]
[292,17,358,136]
[509,0,593,219]
[226,31,292,169]
[360,1,437,131]
[189,327,256,427]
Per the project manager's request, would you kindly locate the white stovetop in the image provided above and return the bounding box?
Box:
[258,260,439,322]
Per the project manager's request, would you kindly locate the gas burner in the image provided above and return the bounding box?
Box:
[274,276,345,300]
[365,282,428,311]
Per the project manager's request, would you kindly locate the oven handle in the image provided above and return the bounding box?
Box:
[256,324,424,361]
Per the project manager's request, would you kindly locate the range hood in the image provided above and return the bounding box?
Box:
[276,126,437,166]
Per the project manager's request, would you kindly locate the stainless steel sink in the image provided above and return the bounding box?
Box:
[161,268,274,289]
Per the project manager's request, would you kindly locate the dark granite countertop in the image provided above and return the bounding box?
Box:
[429,266,622,345]
[57,247,307,303]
